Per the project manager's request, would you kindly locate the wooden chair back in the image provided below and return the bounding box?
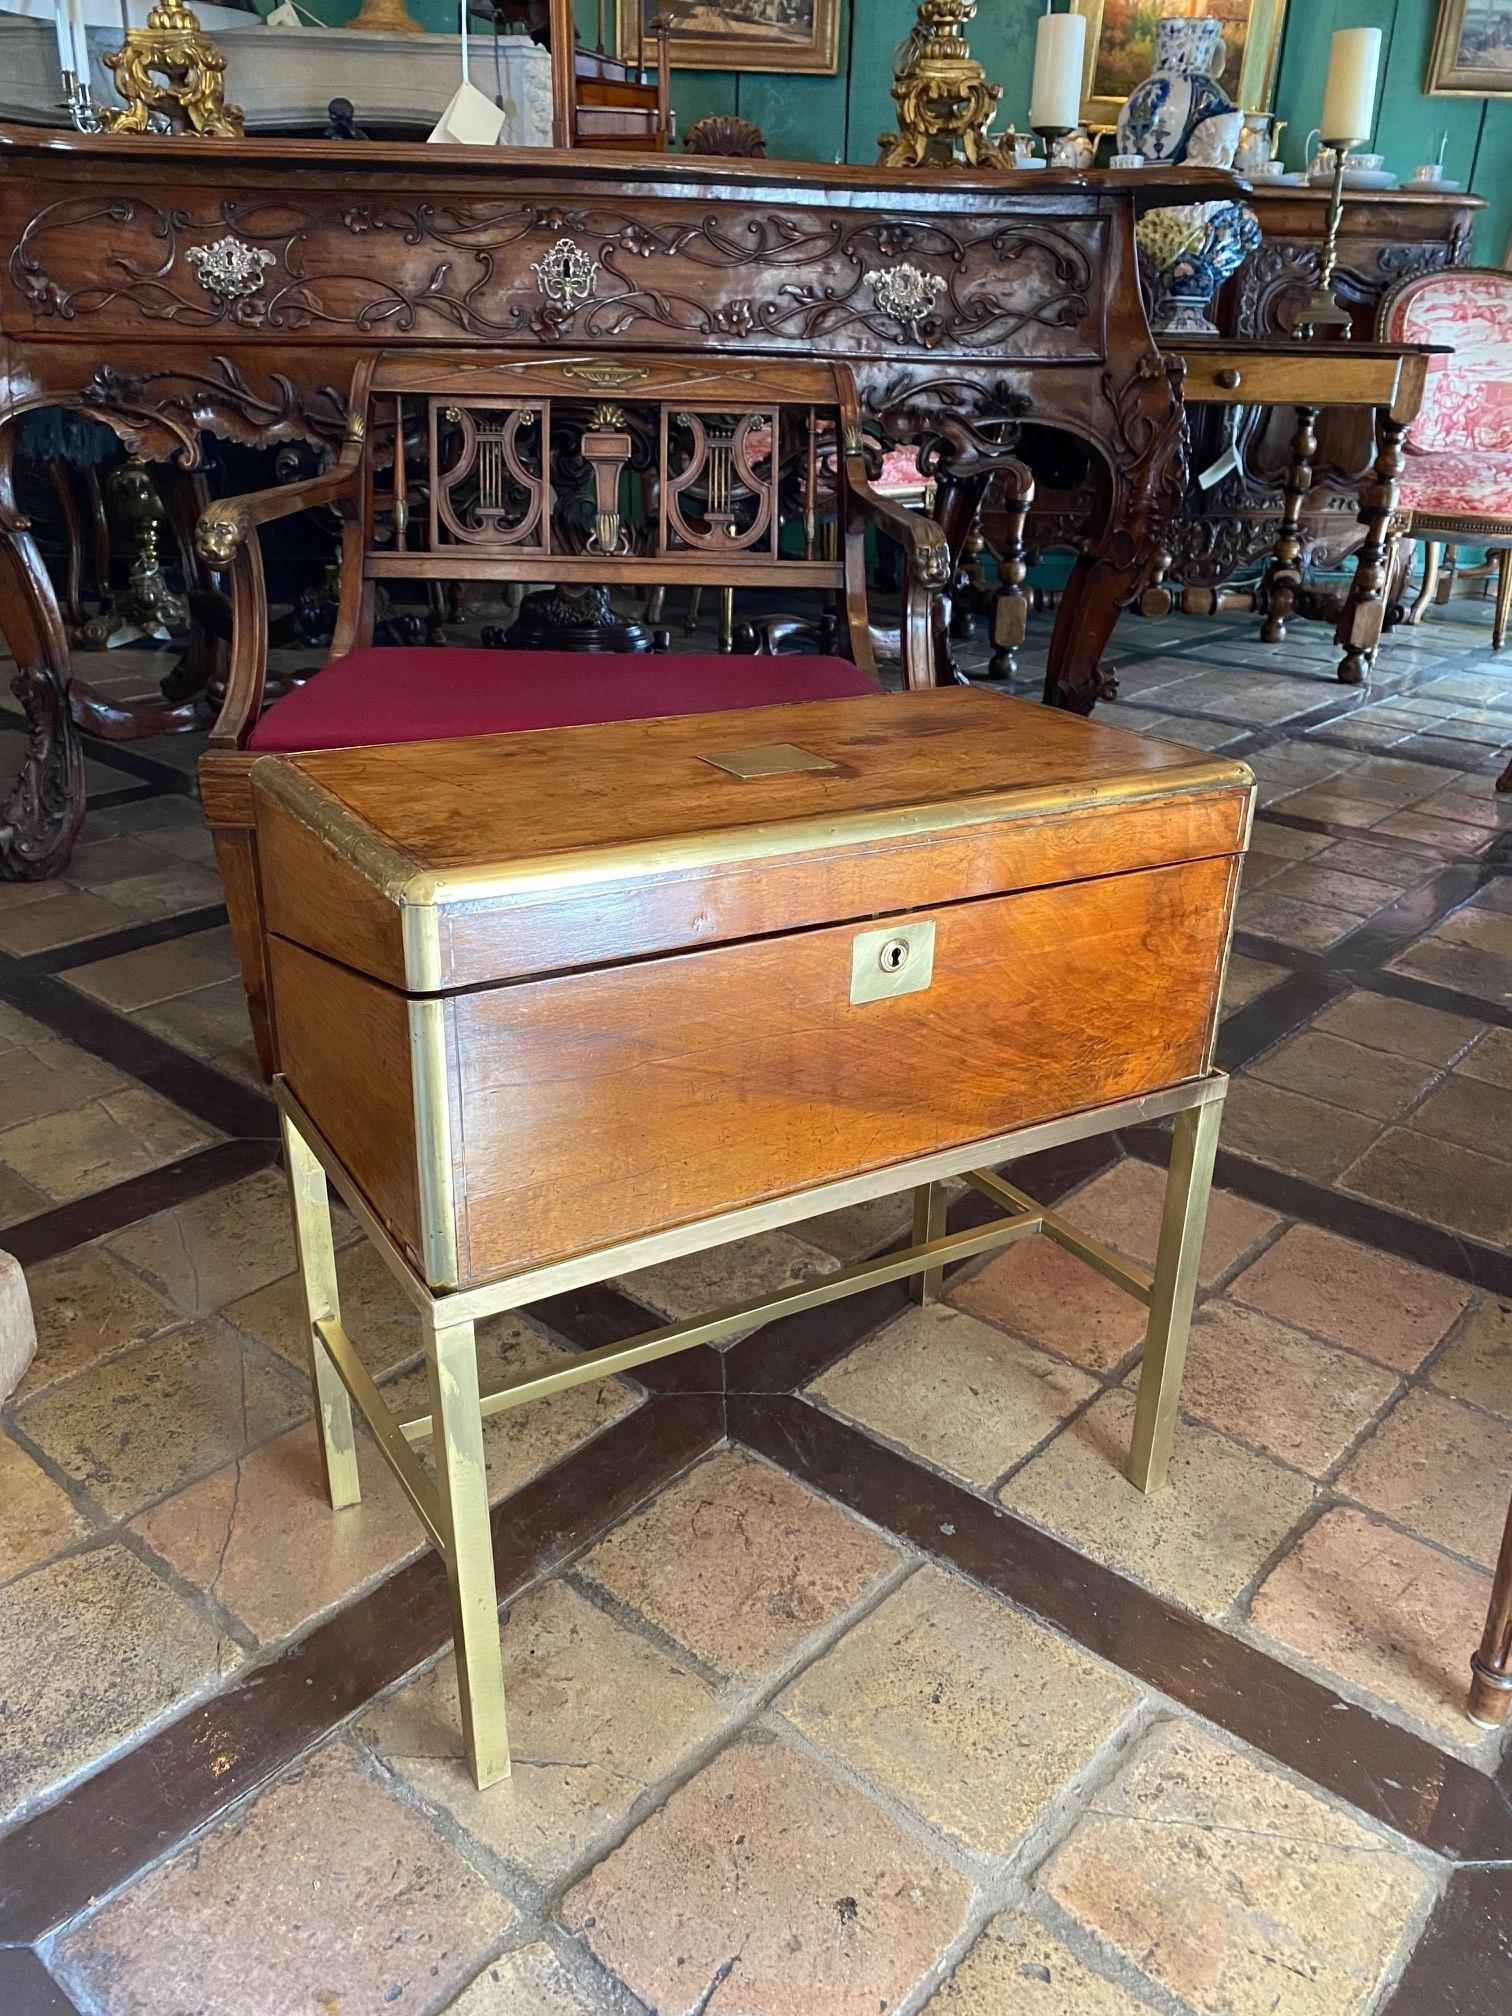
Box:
[334,350,887,669]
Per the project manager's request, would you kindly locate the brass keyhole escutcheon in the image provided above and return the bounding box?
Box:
[849,919,936,1003]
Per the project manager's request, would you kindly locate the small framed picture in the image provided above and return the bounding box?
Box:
[617,0,841,77]
[1428,0,1512,96]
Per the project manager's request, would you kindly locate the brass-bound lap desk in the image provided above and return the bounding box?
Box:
[255,689,1253,1786]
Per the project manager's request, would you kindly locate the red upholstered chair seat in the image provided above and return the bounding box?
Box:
[247,647,881,754]
[1396,449,1512,525]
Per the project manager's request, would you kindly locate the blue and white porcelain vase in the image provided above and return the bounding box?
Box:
[1123,13,1258,335]
[1117,15,1237,164]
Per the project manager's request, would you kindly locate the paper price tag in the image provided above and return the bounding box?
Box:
[428,81,505,146]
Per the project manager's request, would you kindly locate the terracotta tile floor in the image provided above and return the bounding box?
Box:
[3,590,1512,2014]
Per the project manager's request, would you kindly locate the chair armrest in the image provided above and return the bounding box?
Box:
[847,462,950,691]
[847,477,951,592]
[197,436,364,749]
[195,452,363,568]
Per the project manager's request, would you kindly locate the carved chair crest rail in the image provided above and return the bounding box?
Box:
[195,348,950,1078]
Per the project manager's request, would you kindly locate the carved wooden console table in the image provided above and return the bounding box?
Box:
[0,126,1236,879]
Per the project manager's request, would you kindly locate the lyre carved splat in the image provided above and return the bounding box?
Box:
[429,399,548,550]
[663,410,778,555]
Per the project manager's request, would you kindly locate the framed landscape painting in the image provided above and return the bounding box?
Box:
[617,0,841,75]
[1428,0,1512,95]
[1071,0,1287,126]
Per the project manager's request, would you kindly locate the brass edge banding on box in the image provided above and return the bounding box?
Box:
[397,761,1255,909]
[406,995,460,1289]
[251,756,418,902]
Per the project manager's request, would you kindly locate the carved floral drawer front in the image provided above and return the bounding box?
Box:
[7,193,1107,362]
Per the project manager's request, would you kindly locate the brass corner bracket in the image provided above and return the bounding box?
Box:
[101,0,244,138]
[878,0,1013,171]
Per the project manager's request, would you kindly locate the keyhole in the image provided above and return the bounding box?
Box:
[878,938,910,975]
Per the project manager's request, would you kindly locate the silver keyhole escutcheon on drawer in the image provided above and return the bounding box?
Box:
[850,919,936,1004]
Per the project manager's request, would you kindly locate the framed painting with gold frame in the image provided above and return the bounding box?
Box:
[1427,0,1512,96]
[616,0,841,75]
[1070,0,1287,127]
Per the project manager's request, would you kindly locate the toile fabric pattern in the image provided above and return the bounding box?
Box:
[1384,268,1512,458]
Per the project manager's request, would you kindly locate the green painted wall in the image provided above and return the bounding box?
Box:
[256,0,1506,260]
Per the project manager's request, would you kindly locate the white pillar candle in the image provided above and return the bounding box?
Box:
[1321,26,1381,145]
[53,0,75,78]
[65,0,88,81]
[1030,10,1086,133]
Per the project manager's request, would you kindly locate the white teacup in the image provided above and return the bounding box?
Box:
[1109,152,1145,169]
[1411,162,1445,182]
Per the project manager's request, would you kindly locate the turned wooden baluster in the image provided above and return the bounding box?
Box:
[986,464,1034,680]
[1260,402,1317,646]
[1469,1491,1512,1727]
[1334,411,1406,686]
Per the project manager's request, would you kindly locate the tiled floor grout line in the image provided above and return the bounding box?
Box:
[0,1138,279,1266]
[730,1390,1512,1864]
[6,904,230,979]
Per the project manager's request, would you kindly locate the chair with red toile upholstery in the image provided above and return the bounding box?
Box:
[195,349,949,1076]
[1379,266,1512,654]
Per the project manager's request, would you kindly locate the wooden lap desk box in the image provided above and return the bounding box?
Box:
[257,687,1253,1787]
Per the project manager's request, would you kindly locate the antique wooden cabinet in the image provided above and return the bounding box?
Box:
[253,688,1252,1290]
[0,126,1237,878]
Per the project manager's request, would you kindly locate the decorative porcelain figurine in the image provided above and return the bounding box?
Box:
[1122,13,1259,336]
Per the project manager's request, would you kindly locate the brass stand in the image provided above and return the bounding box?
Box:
[277,1068,1225,1788]
[879,0,1013,170]
[101,0,243,136]
[1296,143,1354,339]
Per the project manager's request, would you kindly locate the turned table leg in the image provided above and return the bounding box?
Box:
[1469,1488,1512,1727]
[986,464,1034,680]
[1260,403,1318,645]
[1335,412,1406,687]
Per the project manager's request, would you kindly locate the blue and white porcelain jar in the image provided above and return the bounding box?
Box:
[1117,15,1237,165]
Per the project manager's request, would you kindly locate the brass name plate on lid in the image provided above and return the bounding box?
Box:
[698,742,839,780]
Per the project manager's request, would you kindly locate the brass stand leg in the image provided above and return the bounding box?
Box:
[281,1111,361,1511]
[1260,403,1318,645]
[910,1181,947,1304]
[427,1310,511,1788]
[1469,1489,1512,1727]
[1127,1096,1223,1494]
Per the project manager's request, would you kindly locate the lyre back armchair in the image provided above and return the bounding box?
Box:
[196,349,949,1077]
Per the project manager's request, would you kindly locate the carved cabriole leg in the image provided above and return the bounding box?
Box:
[1469,1489,1512,1726]
[0,426,86,880]
[1127,1095,1223,1495]
[280,1109,361,1512]
[1493,548,1512,651]
[1044,355,1186,715]
[1335,413,1406,686]
[1260,402,1318,646]
[1408,539,1441,625]
[426,1307,511,1789]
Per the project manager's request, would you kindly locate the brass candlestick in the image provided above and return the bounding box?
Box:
[348,0,423,34]
[1296,141,1355,339]
[878,0,1013,170]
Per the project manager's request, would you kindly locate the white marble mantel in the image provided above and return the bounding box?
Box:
[0,12,553,139]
